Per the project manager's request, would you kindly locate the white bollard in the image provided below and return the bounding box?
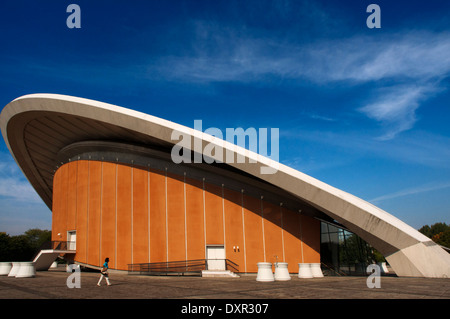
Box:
[256,262,274,282]
[0,262,12,276]
[378,262,389,274]
[8,262,22,277]
[298,263,313,278]
[310,263,324,277]
[15,262,36,278]
[274,262,291,281]
[66,264,80,272]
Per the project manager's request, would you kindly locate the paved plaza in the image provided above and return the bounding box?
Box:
[0,267,448,316]
[0,267,449,299]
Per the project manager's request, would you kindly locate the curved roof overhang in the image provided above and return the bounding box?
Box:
[1,93,449,278]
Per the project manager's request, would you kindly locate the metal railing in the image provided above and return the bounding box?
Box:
[128,259,239,276]
[320,262,347,276]
[321,261,394,277]
[32,241,76,260]
[38,241,76,251]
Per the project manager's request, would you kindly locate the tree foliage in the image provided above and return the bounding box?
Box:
[418,222,450,249]
[0,229,51,262]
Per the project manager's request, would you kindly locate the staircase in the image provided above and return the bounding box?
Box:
[33,241,75,271]
[128,258,239,277]
[201,270,240,278]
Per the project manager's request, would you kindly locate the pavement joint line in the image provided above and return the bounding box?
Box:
[1,270,449,299]
[97,277,446,299]
[0,279,62,299]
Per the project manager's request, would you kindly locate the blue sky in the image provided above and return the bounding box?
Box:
[0,0,449,235]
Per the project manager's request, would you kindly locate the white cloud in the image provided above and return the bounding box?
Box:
[152,27,450,139]
[369,181,450,204]
[358,84,440,140]
[0,154,50,235]
[153,29,450,84]
[281,128,450,169]
[0,155,41,203]
[0,177,41,203]
[329,33,450,82]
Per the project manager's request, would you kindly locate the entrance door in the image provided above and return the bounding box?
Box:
[206,246,226,270]
[67,231,76,250]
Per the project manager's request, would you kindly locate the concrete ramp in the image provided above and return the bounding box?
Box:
[33,250,73,271]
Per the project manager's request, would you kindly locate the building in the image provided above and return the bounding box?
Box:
[1,94,449,277]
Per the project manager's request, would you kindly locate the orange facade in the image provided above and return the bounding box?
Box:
[52,160,320,273]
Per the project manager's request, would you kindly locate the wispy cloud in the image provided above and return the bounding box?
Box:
[0,155,41,203]
[325,32,450,82]
[369,181,450,204]
[152,27,450,139]
[0,177,41,203]
[358,84,441,140]
[308,113,337,122]
[152,29,450,83]
[281,129,450,169]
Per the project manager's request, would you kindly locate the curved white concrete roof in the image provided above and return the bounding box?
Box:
[1,93,449,278]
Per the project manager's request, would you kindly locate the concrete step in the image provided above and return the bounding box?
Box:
[201,270,240,278]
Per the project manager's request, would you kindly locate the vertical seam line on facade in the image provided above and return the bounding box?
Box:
[165,168,168,262]
[99,161,103,266]
[131,162,134,265]
[299,212,304,263]
[202,178,206,259]
[184,172,187,261]
[261,197,266,263]
[221,184,226,259]
[280,204,285,262]
[74,161,78,232]
[241,190,247,273]
[148,164,151,263]
[86,160,90,266]
[115,162,118,269]
[65,163,69,239]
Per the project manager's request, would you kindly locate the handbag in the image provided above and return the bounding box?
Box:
[101,266,108,276]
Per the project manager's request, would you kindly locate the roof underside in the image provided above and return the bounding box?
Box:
[2,99,329,222]
[11,110,173,207]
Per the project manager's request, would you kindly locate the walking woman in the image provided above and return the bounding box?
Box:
[97,257,111,286]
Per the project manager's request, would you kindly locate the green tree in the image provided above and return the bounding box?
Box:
[419,222,450,249]
[372,249,386,263]
[339,233,377,265]
[0,229,52,262]
[418,225,432,238]
[23,228,51,251]
[430,223,449,236]
[0,232,13,261]
[432,230,450,249]
[8,235,34,261]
